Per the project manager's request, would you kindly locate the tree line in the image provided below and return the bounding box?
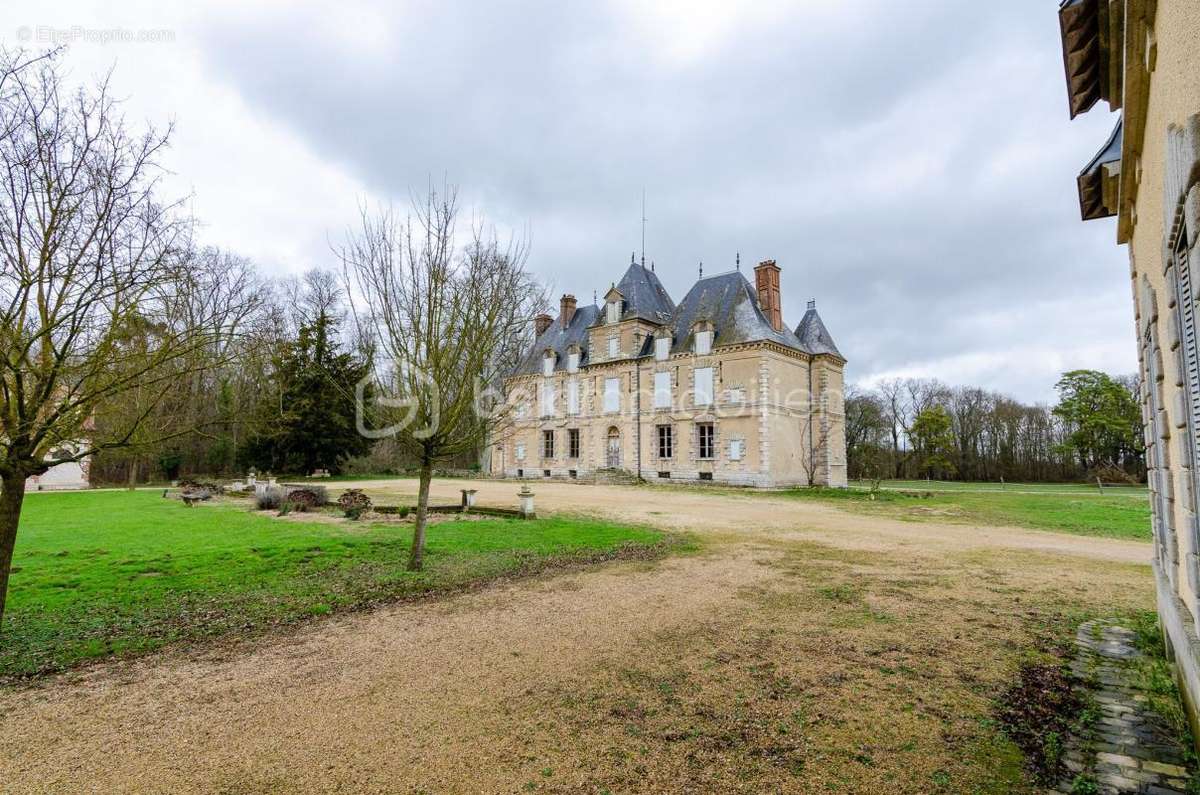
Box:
[845,370,1145,483]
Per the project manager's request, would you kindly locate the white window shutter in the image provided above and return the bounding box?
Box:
[568,379,580,415]
[604,378,620,413]
[695,330,712,355]
[694,367,714,406]
[655,337,670,361]
[654,371,671,408]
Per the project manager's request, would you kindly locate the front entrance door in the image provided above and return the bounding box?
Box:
[606,427,621,468]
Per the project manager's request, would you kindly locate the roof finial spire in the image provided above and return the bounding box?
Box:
[651,259,655,272]
[699,260,703,279]
[631,251,635,265]
[736,251,741,270]
[641,189,647,268]
[593,289,598,304]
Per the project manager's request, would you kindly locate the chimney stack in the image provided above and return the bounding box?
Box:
[534,313,553,337]
[755,259,783,332]
[560,294,577,329]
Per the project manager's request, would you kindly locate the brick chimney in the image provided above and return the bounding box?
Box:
[534,313,553,337]
[755,259,783,332]
[560,294,577,329]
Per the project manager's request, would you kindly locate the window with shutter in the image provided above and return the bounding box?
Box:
[693,367,714,407]
[654,371,671,409]
[1172,229,1200,592]
[694,330,712,355]
[540,382,556,417]
[655,336,670,361]
[567,378,580,415]
[604,378,620,413]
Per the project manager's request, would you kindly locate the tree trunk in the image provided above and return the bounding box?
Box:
[127,459,139,491]
[407,457,433,572]
[0,474,28,632]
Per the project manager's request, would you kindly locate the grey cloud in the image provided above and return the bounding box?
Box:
[192,0,1133,402]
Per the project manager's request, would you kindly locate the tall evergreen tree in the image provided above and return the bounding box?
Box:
[239,311,372,474]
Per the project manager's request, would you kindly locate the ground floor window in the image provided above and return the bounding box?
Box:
[568,428,580,459]
[697,422,715,460]
[657,424,673,458]
[542,430,555,459]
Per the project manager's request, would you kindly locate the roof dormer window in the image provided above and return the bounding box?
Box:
[542,350,555,377]
[607,300,621,324]
[692,323,713,356]
[566,345,580,373]
[654,335,671,361]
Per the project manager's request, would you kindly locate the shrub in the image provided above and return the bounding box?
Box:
[305,484,329,506]
[285,489,321,513]
[255,487,285,511]
[337,489,372,519]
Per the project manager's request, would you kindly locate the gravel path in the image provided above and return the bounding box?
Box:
[0,479,1153,793]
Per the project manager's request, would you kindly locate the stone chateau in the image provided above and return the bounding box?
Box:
[494,258,847,487]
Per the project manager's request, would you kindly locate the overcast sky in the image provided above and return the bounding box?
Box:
[4,1,1132,403]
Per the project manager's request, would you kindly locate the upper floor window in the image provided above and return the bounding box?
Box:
[540,382,557,417]
[604,377,621,413]
[607,300,621,324]
[694,367,714,407]
[567,348,580,373]
[608,336,620,359]
[655,336,671,361]
[654,371,672,409]
[694,330,713,355]
[542,352,555,377]
[567,378,580,415]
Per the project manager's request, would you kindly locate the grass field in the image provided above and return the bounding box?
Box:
[854,478,1147,496]
[0,490,667,679]
[773,484,1152,540]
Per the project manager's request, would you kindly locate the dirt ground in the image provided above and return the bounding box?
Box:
[0,479,1155,793]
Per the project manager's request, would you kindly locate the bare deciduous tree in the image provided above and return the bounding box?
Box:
[339,183,546,571]
[0,51,219,627]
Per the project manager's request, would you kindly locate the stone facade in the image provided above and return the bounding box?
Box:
[1057,0,1200,746]
[492,259,847,488]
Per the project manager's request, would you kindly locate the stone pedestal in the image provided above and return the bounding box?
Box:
[518,486,535,519]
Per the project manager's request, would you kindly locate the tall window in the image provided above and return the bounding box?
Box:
[542,353,554,377]
[567,350,580,373]
[654,371,671,409]
[694,329,712,355]
[657,425,673,459]
[604,377,620,413]
[694,367,714,407]
[608,336,619,358]
[568,428,580,459]
[540,382,556,417]
[729,439,744,461]
[697,423,715,460]
[515,443,526,461]
[567,378,580,415]
[607,300,620,324]
[655,336,670,361]
[542,430,555,459]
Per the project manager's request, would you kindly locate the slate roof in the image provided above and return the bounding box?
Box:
[669,271,807,354]
[795,303,842,358]
[511,303,601,376]
[604,262,675,325]
[511,264,842,376]
[1077,118,1122,220]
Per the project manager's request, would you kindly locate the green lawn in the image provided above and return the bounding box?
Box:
[1,490,667,679]
[854,478,1147,496]
[775,485,1152,541]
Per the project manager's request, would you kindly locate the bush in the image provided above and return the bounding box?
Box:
[337,489,372,520]
[255,487,285,511]
[285,489,321,513]
[305,484,329,506]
